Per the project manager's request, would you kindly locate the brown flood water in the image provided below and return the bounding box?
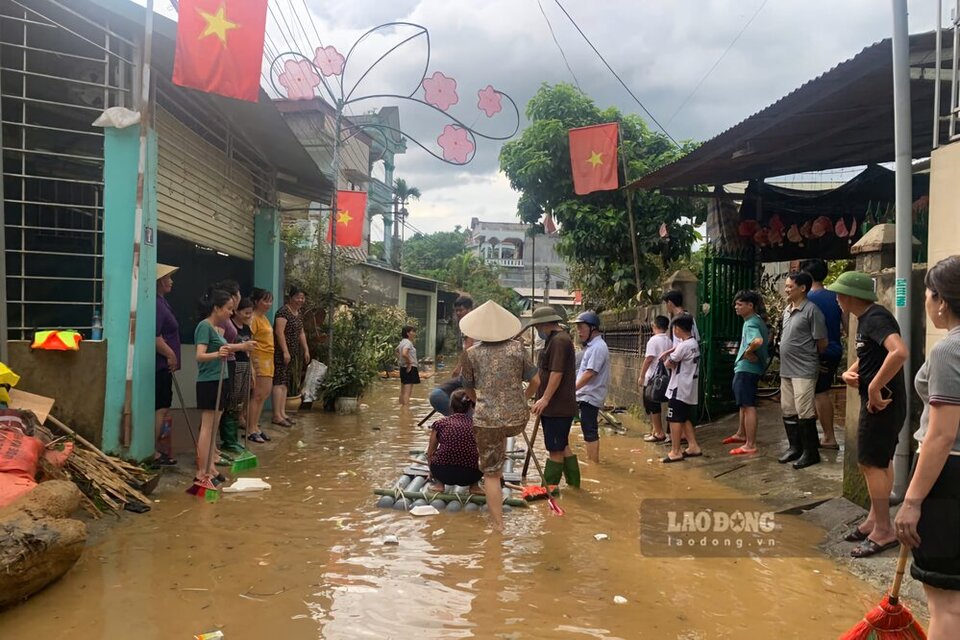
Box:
[1,380,888,639]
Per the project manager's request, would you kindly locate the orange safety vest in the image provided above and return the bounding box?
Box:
[31,330,82,351]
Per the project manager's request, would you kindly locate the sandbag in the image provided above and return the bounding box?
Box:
[0,429,44,508]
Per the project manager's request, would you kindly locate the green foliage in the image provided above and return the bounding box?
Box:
[436,253,522,313]
[393,178,421,204]
[499,83,704,307]
[319,302,413,406]
[401,228,468,274]
[824,259,854,286]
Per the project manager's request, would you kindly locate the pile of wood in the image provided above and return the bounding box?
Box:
[0,480,86,609]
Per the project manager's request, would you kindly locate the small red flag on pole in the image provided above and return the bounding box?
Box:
[568,123,619,195]
[327,191,367,248]
[173,0,268,102]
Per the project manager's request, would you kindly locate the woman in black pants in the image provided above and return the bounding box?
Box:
[427,389,483,494]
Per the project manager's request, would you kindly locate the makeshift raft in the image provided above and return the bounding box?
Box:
[374,437,528,513]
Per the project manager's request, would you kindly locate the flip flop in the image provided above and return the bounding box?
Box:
[260,431,272,441]
[643,434,667,442]
[271,420,291,428]
[844,527,870,542]
[247,433,266,443]
[819,442,841,450]
[729,447,758,455]
[722,435,747,445]
[682,450,703,458]
[661,455,685,464]
[851,538,898,558]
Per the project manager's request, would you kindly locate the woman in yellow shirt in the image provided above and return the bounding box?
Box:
[247,288,274,443]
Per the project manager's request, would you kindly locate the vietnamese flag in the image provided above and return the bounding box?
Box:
[173,0,268,102]
[327,191,367,248]
[568,123,619,195]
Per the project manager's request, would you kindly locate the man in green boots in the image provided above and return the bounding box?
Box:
[528,305,580,488]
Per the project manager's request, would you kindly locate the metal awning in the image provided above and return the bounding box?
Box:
[632,30,951,190]
[84,0,334,203]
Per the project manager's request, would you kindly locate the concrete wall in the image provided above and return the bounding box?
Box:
[7,340,106,447]
[928,143,960,353]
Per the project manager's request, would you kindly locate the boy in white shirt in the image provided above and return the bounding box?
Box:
[662,313,702,463]
[639,315,672,442]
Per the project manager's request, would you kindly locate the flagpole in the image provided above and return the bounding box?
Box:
[327,105,342,369]
[618,124,642,298]
[120,0,154,448]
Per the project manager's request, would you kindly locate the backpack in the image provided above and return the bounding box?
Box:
[644,361,670,404]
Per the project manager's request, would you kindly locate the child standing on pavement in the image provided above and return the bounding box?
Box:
[639,315,673,442]
[426,389,483,494]
[662,313,702,463]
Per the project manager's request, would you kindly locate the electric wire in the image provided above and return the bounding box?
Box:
[666,0,769,125]
[537,0,582,93]
[552,0,679,147]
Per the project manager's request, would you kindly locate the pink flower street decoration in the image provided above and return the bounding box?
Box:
[313,45,345,77]
[477,85,502,117]
[437,125,474,164]
[278,59,320,100]
[423,71,459,111]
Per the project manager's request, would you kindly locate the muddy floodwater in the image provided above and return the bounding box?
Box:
[1,380,890,639]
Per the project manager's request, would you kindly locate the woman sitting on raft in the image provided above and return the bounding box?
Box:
[427,389,483,494]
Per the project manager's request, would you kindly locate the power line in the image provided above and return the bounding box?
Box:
[666,0,769,125]
[552,0,679,148]
[537,0,582,93]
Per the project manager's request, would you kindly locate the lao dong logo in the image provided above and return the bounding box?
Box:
[666,509,776,534]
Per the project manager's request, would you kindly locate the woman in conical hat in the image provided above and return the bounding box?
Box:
[459,300,540,532]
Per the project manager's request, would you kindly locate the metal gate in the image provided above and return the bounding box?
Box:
[696,251,757,420]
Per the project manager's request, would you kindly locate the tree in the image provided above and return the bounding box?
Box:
[400,227,468,274]
[499,83,705,308]
[393,178,422,205]
[441,253,520,313]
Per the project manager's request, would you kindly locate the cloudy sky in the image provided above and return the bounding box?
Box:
[148,0,946,237]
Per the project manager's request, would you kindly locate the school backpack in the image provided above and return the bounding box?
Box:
[644,361,670,404]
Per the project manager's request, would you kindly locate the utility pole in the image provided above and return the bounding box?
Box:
[543,266,551,306]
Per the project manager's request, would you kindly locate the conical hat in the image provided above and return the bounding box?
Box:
[458,300,522,342]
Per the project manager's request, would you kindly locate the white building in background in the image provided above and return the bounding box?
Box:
[467,218,576,312]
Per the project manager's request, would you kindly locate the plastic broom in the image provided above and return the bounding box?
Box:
[839,544,926,639]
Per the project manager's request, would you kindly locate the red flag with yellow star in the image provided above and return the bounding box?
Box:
[568,123,619,195]
[326,190,367,248]
[172,0,268,102]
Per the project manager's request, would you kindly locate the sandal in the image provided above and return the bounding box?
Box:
[851,538,898,558]
[260,431,271,441]
[661,455,685,464]
[729,447,758,456]
[844,526,870,543]
[247,433,266,443]
[819,441,841,450]
[271,419,291,428]
[722,435,747,445]
[681,450,703,458]
[643,433,667,442]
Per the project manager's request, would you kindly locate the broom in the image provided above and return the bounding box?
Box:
[518,421,564,516]
[229,374,258,473]
[839,544,927,639]
[186,359,225,501]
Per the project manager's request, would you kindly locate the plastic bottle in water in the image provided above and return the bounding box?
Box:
[91,307,103,340]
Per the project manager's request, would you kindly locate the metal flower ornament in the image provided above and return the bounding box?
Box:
[268,22,520,365]
[269,22,520,166]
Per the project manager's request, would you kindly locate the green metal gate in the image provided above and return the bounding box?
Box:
[696,251,757,421]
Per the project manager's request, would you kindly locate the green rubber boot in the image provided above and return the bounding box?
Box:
[543,459,564,486]
[563,455,581,488]
[218,412,244,455]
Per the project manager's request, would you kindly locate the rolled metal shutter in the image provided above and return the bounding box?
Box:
[156,108,256,259]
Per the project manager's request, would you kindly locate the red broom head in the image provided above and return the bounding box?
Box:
[839,595,927,639]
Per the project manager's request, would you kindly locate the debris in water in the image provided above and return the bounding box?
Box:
[432,528,445,537]
[382,534,399,545]
[613,595,628,604]
[305,486,313,491]
[296,441,306,449]
[194,632,224,640]
[594,533,609,541]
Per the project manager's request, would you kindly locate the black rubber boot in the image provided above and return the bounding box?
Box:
[777,416,802,464]
[793,418,822,469]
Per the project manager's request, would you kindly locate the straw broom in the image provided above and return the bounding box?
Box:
[840,544,926,639]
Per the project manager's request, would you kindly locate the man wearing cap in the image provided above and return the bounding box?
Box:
[154,264,180,467]
[528,305,580,488]
[573,311,609,464]
[828,271,908,558]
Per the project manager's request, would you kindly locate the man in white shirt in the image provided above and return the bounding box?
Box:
[639,315,672,442]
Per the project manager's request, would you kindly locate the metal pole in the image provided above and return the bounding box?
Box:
[933,0,943,149]
[891,0,913,500]
[327,106,342,368]
[0,39,8,364]
[951,0,959,140]
[121,0,154,447]
[530,228,536,359]
[618,125,642,296]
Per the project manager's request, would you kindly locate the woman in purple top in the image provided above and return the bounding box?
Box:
[427,389,483,493]
[154,263,180,467]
